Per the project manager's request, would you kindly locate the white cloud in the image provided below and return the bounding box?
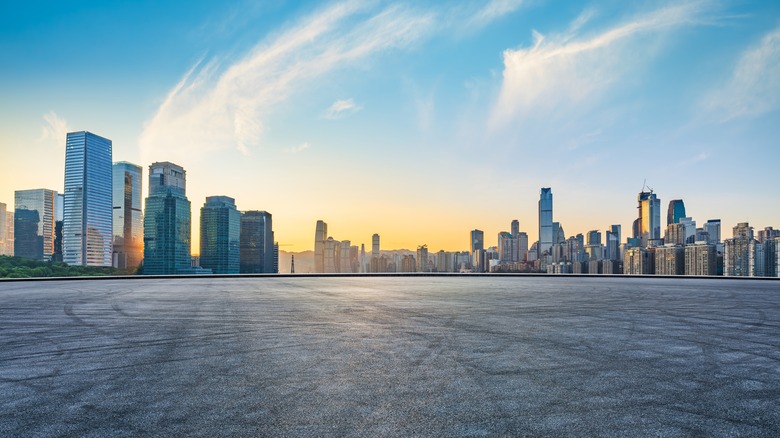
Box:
[283,142,311,154]
[491,2,707,129]
[138,1,525,164]
[703,26,780,121]
[38,111,70,146]
[468,0,525,28]
[324,98,362,119]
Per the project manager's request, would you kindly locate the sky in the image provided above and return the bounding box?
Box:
[1,0,779,253]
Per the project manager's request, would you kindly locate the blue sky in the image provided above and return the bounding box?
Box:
[1,0,779,251]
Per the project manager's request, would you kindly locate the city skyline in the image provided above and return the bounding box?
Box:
[1,1,779,252]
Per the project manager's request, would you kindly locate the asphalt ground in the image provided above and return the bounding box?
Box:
[0,276,779,437]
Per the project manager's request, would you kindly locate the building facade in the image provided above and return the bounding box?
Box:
[112,162,143,270]
[63,131,113,266]
[538,188,553,256]
[684,242,717,276]
[14,189,57,261]
[143,162,192,275]
[199,196,240,274]
[655,245,684,275]
[240,211,274,274]
[637,190,661,248]
[667,199,686,226]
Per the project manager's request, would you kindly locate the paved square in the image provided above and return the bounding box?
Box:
[1,276,779,436]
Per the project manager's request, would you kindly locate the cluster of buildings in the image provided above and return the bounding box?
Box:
[0,131,277,274]
[312,187,779,277]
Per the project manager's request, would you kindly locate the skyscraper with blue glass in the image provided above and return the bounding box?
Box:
[240,210,274,274]
[200,196,240,274]
[143,162,191,275]
[112,162,143,270]
[63,131,113,266]
[14,189,57,261]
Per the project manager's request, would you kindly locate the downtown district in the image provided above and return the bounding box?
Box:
[0,131,778,277]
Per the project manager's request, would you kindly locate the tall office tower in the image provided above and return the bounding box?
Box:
[314,220,327,273]
[112,162,143,270]
[723,222,755,277]
[52,194,64,262]
[511,220,520,237]
[757,227,780,244]
[517,232,529,262]
[324,237,339,273]
[63,131,113,266]
[665,223,685,246]
[417,245,429,272]
[360,243,366,273]
[606,227,620,261]
[553,222,565,244]
[684,243,717,276]
[704,220,721,246]
[655,245,684,275]
[538,188,553,255]
[372,233,380,258]
[667,200,686,226]
[199,196,240,274]
[679,217,696,244]
[497,231,516,263]
[752,241,765,277]
[637,190,661,247]
[14,189,57,261]
[143,162,192,275]
[470,229,484,253]
[240,211,274,273]
[339,240,353,273]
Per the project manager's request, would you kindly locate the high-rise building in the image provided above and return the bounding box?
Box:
[62,131,113,266]
[637,190,661,247]
[200,196,240,274]
[757,227,780,244]
[679,217,696,244]
[52,194,64,262]
[538,188,553,256]
[470,229,484,253]
[655,245,684,275]
[684,243,717,276]
[517,232,529,262]
[273,242,279,274]
[667,199,686,226]
[143,162,192,275]
[606,226,620,261]
[417,245,429,272]
[14,189,56,261]
[324,237,339,273]
[112,162,143,270]
[240,211,274,274]
[624,247,654,275]
[372,233,380,259]
[723,223,755,277]
[511,220,520,237]
[2,208,13,256]
[704,220,721,246]
[497,231,516,263]
[314,220,327,273]
[763,237,780,277]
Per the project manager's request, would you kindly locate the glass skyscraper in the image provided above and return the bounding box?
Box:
[14,189,56,261]
[63,131,113,266]
[538,188,553,256]
[240,210,274,274]
[112,162,143,270]
[200,196,240,274]
[637,190,661,248]
[143,162,191,275]
[667,199,686,226]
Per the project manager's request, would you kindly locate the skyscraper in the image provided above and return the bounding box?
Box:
[372,233,380,258]
[417,245,429,272]
[14,189,56,261]
[667,199,686,226]
[2,207,13,256]
[538,188,553,255]
[314,220,327,273]
[511,220,520,237]
[63,131,113,266]
[52,194,64,262]
[200,196,240,274]
[143,162,191,275]
[637,189,661,247]
[470,229,484,252]
[112,162,143,270]
[240,211,274,274]
[0,202,7,255]
[724,222,755,277]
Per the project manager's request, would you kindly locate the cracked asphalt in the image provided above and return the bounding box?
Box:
[1,276,779,436]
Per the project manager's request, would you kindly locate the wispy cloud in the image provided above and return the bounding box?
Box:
[38,111,70,146]
[139,1,526,163]
[491,2,708,129]
[703,26,780,121]
[324,98,362,119]
[283,142,311,154]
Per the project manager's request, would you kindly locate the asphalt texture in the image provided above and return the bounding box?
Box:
[1,276,779,437]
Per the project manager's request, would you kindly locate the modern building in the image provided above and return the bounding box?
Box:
[637,189,661,248]
[240,211,274,274]
[655,245,684,275]
[624,247,654,275]
[112,162,143,270]
[324,237,339,273]
[723,223,755,277]
[667,199,686,226]
[538,188,553,256]
[143,162,192,275]
[511,220,520,237]
[314,220,327,273]
[685,242,717,276]
[199,196,240,274]
[14,189,57,261]
[62,131,113,266]
[372,233,380,259]
[52,194,64,262]
[0,201,9,256]
[763,237,780,277]
[606,225,621,261]
[417,245,429,272]
[1,206,13,256]
[704,220,721,246]
[470,229,484,253]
